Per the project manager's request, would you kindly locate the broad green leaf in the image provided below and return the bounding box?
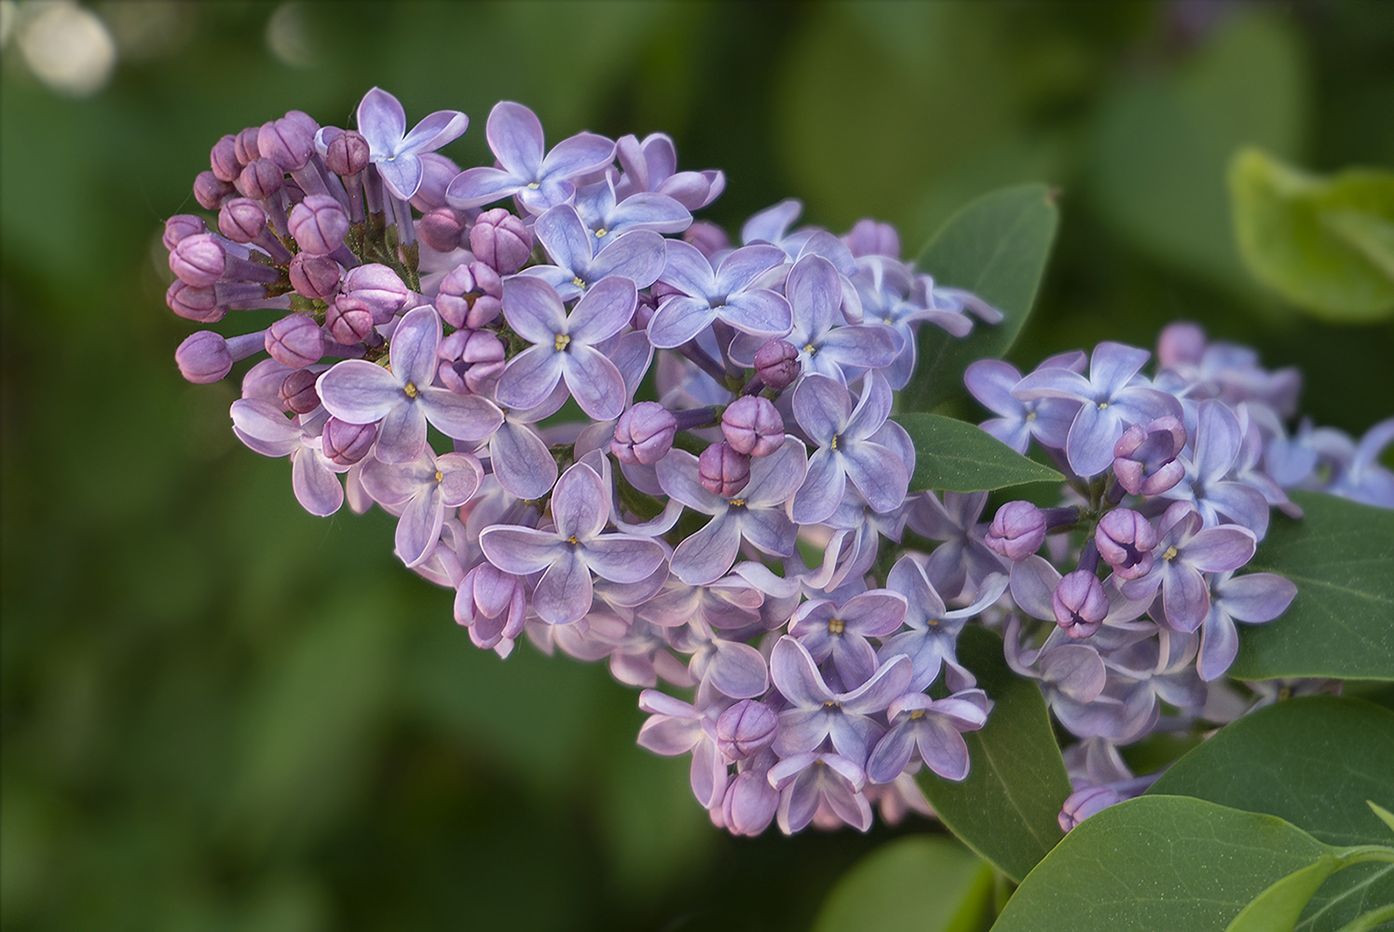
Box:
[1371,803,1394,839]
[991,796,1332,932]
[1148,696,1394,932]
[1089,9,1306,295]
[896,413,1064,493]
[1231,491,1394,680]
[915,628,1070,883]
[1231,148,1394,321]
[812,836,993,932]
[902,184,1059,412]
[1226,859,1343,932]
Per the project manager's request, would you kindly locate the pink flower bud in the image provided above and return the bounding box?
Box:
[210,134,241,182]
[163,214,208,251]
[1095,508,1158,580]
[288,253,342,301]
[288,195,349,255]
[716,700,778,761]
[322,416,376,465]
[325,130,370,177]
[418,207,466,253]
[469,208,533,274]
[169,233,226,287]
[986,500,1047,562]
[235,158,284,201]
[166,280,223,323]
[1053,570,1108,639]
[611,402,678,466]
[193,171,235,210]
[699,442,751,498]
[265,313,325,368]
[175,331,233,383]
[753,339,800,390]
[721,396,785,457]
[278,368,320,414]
[217,198,268,244]
[325,295,377,345]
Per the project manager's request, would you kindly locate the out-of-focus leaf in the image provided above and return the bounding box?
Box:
[915,628,1070,884]
[1148,696,1394,931]
[991,797,1332,932]
[896,413,1063,492]
[902,184,1060,412]
[812,836,993,932]
[1089,10,1306,294]
[1231,491,1394,681]
[1230,148,1394,321]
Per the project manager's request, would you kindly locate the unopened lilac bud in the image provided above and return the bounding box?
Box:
[281,110,319,138]
[1157,321,1206,369]
[418,207,466,253]
[1059,785,1121,832]
[234,126,260,164]
[684,220,729,258]
[435,264,476,329]
[324,294,376,345]
[258,116,314,172]
[1095,508,1158,580]
[169,233,226,287]
[986,500,1047,562]
[193,170,235,210]
[288,252,342,301]
[235,158,284,201]
[699,442,751,498]
[1052,570,1109,639]
[1113,416,1188,497]
[217,198,268,244]
[722,396,785,457]
[265,313,325,368]
[469,208,533,274]
[466,261,504,328]
[166,280,223,323]
[325,130,370,177]
[163,214,207,251]
[341,264,410,324]
[611,402,678,466]
[210,134,241,182]
[716,700,778,760]
[753,339,800,390]
[322,416,377,466]
[288,195,349,256]
[722,770,779,837]
[438,329,505,395]
[175,330,262,384]
[278,368,320,414]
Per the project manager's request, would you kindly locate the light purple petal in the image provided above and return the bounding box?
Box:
[562,345,626,420]
[567,276,637,344]
[589,230,667,290]
[316,360,402,424]
[706,641,770,699]
[787,254,841,336]
[375,401,427,465]
[551,464,608,541]
[490,421,558,500]
[356,88,406,151]
[533,551,593,624]
[1217,573,1297,622]
[445,166,524,210]
[916,719,971,781]
[866,725,917,784]
[291,450,343,516]
[1194,400,1242,482]
[738,505,798,557]
[842,441,908,514]
[1185,525,1257,573]
[396,488,443,568]
[844,370,893,442]
[435,452,483,506]
[486,101,545,176]
[647,295,718,349]
[771,636,834,706]
[1162,563,1211,632]
[418,388,504,442]
[792,449,846,525]
[230,399,303,456]
[496,345,565,412]
[719,290,792,338]
[583,536,666,583]
[1090,342,1151,396]
[670,513,741,585]
[793,375,851,445]
[533,205,593,277]
[1066,400,1121,478]
[715,244,788,295]
[539,132,617,182]
[1198,609,1240,682]
[1010,556,1062,621]
[502,275,570,344]
[397,110,469,156]
[480,525,563,575]
[388,305,442,388]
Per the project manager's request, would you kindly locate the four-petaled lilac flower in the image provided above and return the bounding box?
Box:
[789,590,908,688]
[1013,341,1183,477]
[495,275,636,420]
[361,448,483,568]
[1196,570,1297,681]
[964,356,1083,454]
[480,463,667,625]
[230,402,344,517]
[647,239,792,349]
[316,306,504,464]
[354,87,469,200]
[521,204,667,302]
[865,688,991,784]
[879,556,1008,692]
[445,101,616,215]
[767,751,872,834]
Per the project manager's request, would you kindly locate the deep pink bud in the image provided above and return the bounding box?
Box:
[1113,416,1188,497]
[235,158,284,201]
[1095,508,1158,580]
[265,313,325,368]
[469,208,533,274]
[341,264,409,323]
[986,500,1047,562]
[418,207,466,253]
[322,416,376,466]
[163,214,207,251]
[278,368,320,414]
[169,233,226,286]
[217,198,268,244]
[193,170,235,210]
[721,395,785,457]
[753,339,800,390]
[611,402,678,466]
[466,261,504,328]
[288,252,342,301]
[324,294,376,345]
[325,130,370,177]
[281,109,319,138]
[166,280,223,323]
[210,134,241,182]
[288,194,349,256]
[699,442,751,498]
[715,700,778,761]
[684,220,730,258]
[234,126,260,164]
[1052,570,1109,639]
[258,116,314,172]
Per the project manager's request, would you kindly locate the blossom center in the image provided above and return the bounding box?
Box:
[830,434,840,450]
[803,343,817,355]
[909,709,926,720]
[1097,401,1109,410]
[527,182,540,190]
[572,276,586,289]
[434,470,443,483]
[595,227,608,238]
[404,381,419,398]
[827,618,845,636]
[1162,545,1179,561]
[554,333,571,352]
[729,498,747,508]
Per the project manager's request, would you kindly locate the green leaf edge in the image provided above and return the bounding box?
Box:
[896,412,1065,493]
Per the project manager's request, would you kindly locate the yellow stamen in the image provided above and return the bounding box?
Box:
[434,470,444,483]
[403,382,419,398]
[729,498,746,508]
[595,227,607,238]
[527,182,540,190]
[828,618,845,635]
[567,535,580,545]
[554,333,571,352]
[909,709,926,720]
[1162,545,1179,561]
[572,276,586,288]
[830,435,840,450]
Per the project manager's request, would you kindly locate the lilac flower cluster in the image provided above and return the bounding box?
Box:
[162,89,1004,835]
[965,327,1393,829]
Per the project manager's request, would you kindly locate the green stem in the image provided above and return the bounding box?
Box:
[1332,902,1394,932]
[1332,844,1394,868]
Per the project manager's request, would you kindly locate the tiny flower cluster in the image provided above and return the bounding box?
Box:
[964,327,1393,829]
[163,88,1002,835]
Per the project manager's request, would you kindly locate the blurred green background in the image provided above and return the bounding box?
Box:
[3,2,1392,930]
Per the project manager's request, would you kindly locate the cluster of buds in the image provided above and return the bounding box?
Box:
[161,88,1393,837]
[965,327,1393,829]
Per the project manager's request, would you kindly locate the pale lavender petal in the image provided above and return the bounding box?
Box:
[742,200,801,246]
[720,290,792,338]
[690,738,727,810]
[486,101,545,176]
[316,360,401,424]
[397,110,468,155]
[1217,573,1297,622]
[533,206,593,277]
[1090,342,1150,396]
[792,449,846,525]
[670,513,741,585]
[359,455,426,505]
[1012,367,1094,403]
[230,399,303,455]
[590,230,667,290]
[396,488,443,568]
[842,442,908,514]
[1203,483,1270,537]
[551,464,608,541]
[715,244,788,295]
[706,641,770,699]
[435,452,483,506]
[502,275,569,344]
[773,710,832,759]
[827,714,882,765]
[657,238,717,298]
[743,438,808,506]
[1067,401,1121,478]
[1186,526,1257,573]
[539,132,616,181]
[841,655,912,714]
[356,88,406,150]
[1198,609,1240,682]
[917,719,971,781]
[567,276,637,344]
[389,306,442,389]
[793,375,851,445]
[533,551,593,625]
[655,450,726,514]
[1039,645,1106,702]
[291,450,343,516]
[445,166,524,209]
[965,360,1026,417]
[1194,401,1242,482]
[418,388,504,442]
[561,345,626,420]
[480,525,563,575]
[647,295,718,349]
[496,346,565,412]
[787,254,841,336]
[771,636,834,706]
[490,421,558,500]
[1010,555,1062,621]
[1162,563,1211,632]
[375,402,427,464]
[866,726,917,784]
[844,370,893,442]
[583,536,666,583]
[738,506,798,557]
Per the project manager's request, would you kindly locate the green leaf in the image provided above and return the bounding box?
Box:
[1370,803,1394,839]
[1230,491,1394,681]
[901,184,1059,412]
[1146,697,1394,932]
[1226,859,1343,932]
[990,797,1333,932]
[896,413,1064,493]
[1231,148,1394,321]
[915,627,1070,883]
[812,836,993,932]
